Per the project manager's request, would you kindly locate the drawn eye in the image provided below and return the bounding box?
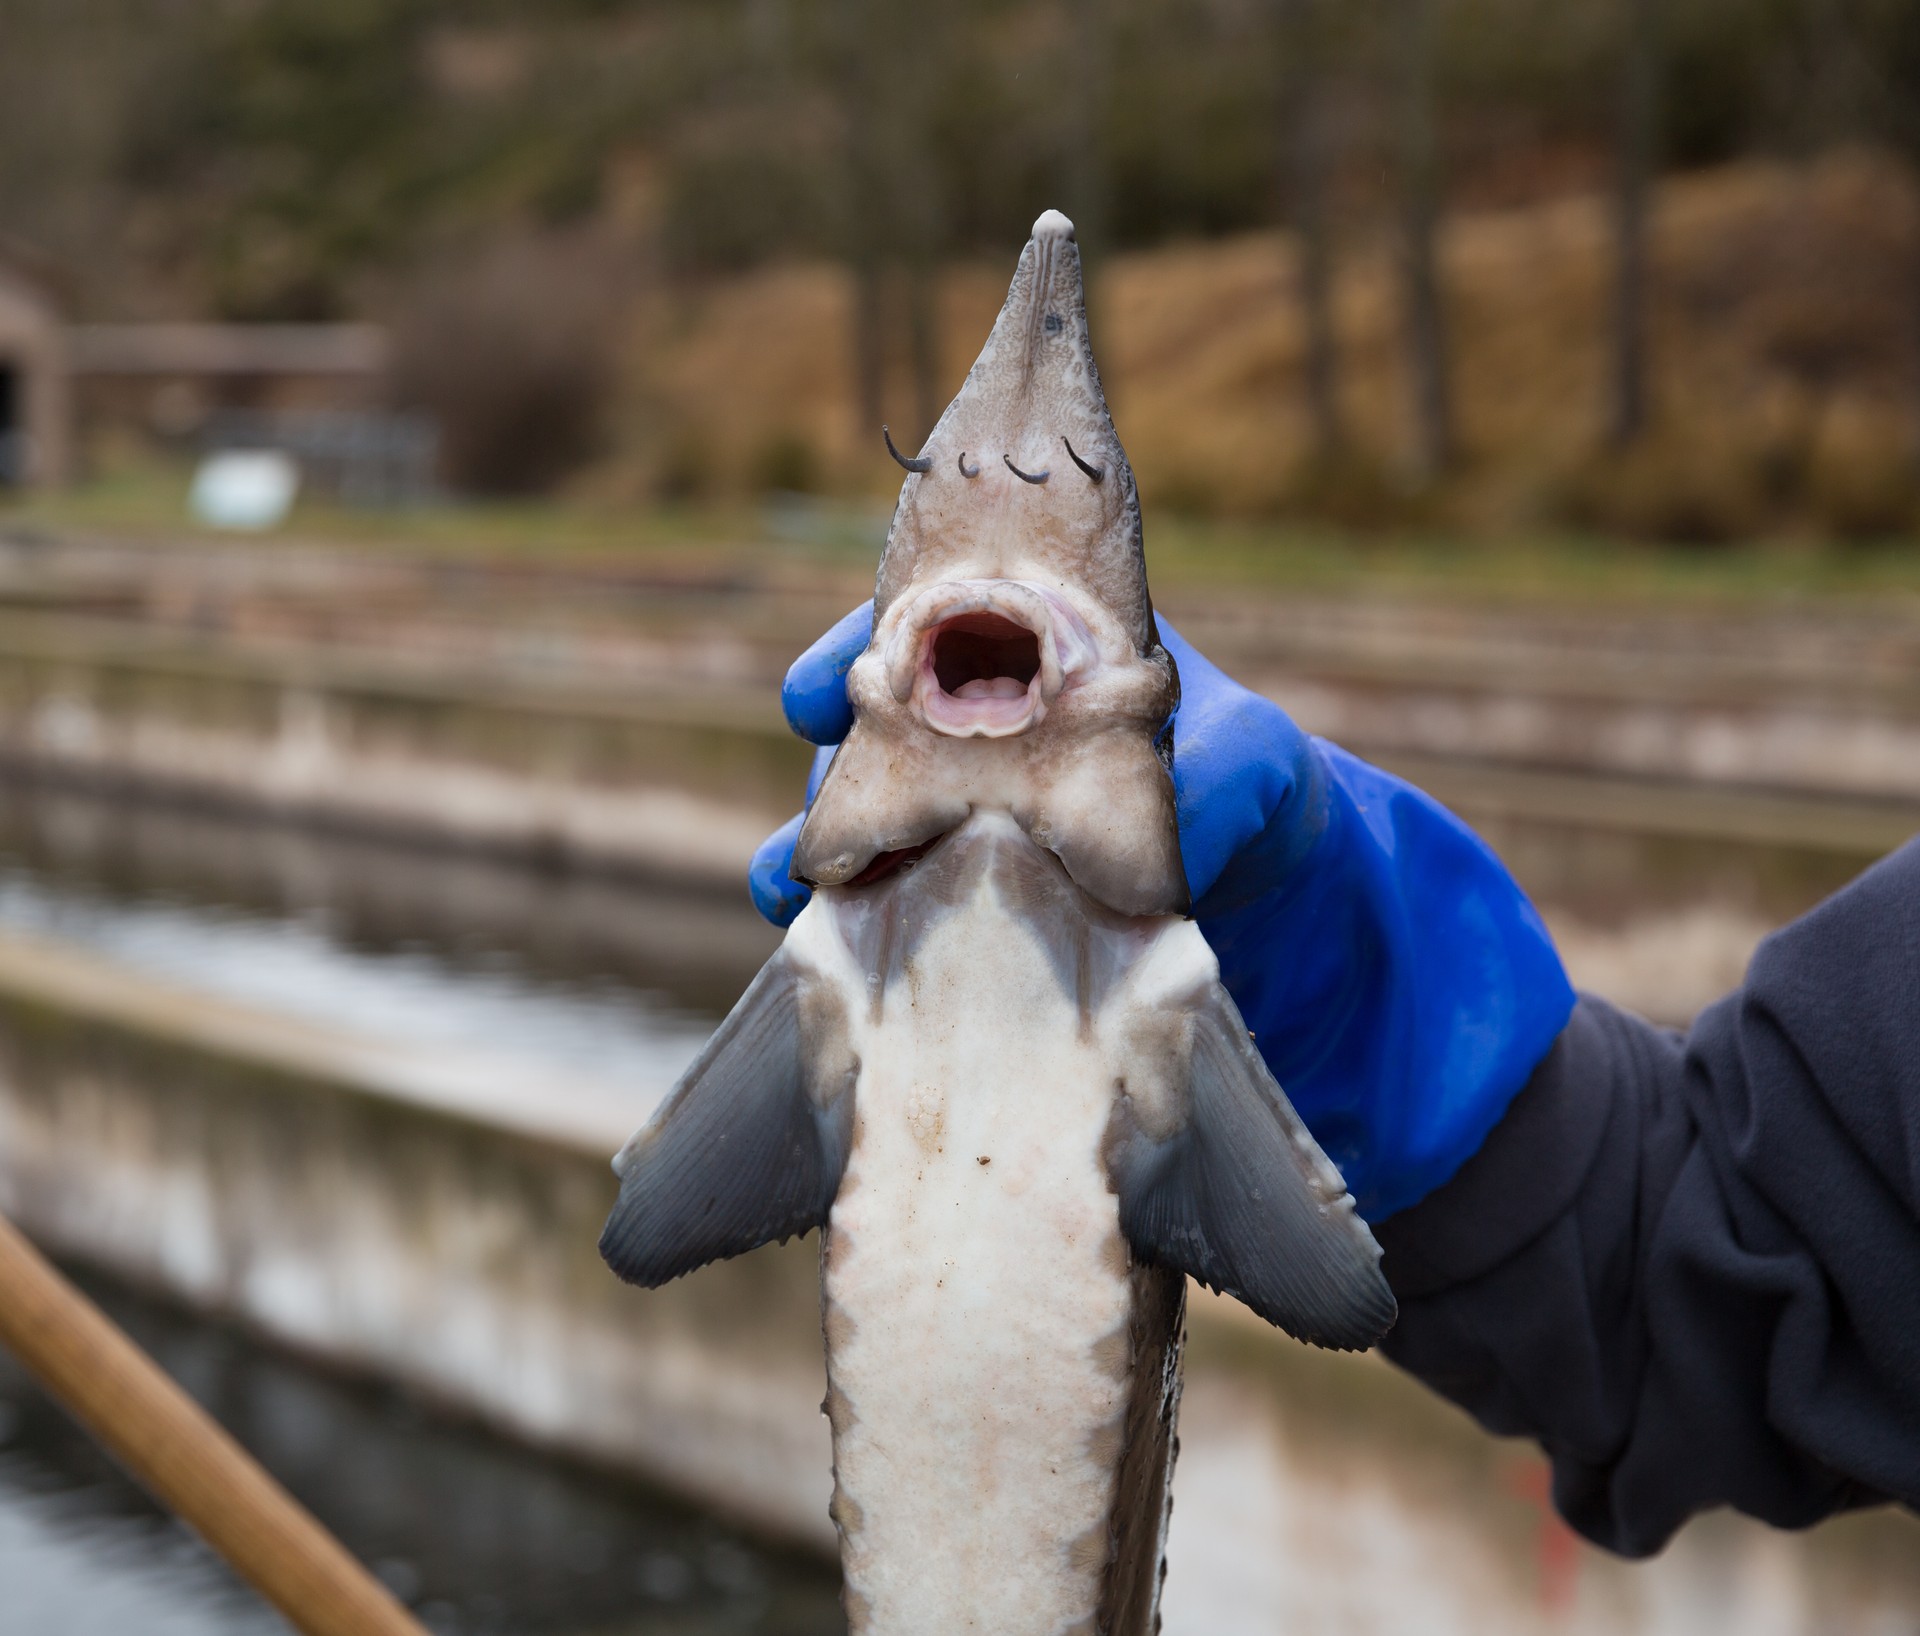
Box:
[1044,312,1064,334]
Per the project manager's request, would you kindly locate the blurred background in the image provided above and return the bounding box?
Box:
[0,2,1917,1633]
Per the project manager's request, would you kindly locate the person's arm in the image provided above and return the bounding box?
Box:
[1377,840,1920,1556]
[756,608,1920,1552]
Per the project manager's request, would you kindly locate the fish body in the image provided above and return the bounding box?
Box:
[799,811,1189,1633]
[602,211,1395,1635]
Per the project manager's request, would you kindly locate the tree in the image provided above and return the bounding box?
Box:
[896,17,947,446]
[1065,0,1114,334]
[1610,0,1660,447]
[835,0,888,438]
[1391,0,1452,478]
[1277,0,1345,459]
[833,0,946,449]
[1873,0,1920,471]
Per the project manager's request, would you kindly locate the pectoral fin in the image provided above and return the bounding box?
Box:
[1109,986,1396,1351]
[600,950,854,1288]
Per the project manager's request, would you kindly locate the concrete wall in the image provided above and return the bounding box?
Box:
[2,926,1919,1635]
[0,930,836,1550]
[0,616,810,892]
[0,612,1912,908]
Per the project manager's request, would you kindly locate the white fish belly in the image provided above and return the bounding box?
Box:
[814,885,1135,1634]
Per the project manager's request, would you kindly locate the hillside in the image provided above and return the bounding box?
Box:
[603,152,1920,541]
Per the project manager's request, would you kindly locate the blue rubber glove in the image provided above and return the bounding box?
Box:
[750,603,1575,1220]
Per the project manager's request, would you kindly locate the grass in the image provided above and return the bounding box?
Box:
[1141,512,1920,607]
[4,459,769,561]
[13,154,1920,614]
[12,456,1919,616]
[15,152,1920,618]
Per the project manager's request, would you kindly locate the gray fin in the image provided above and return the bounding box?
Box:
[599,950,854,1288]
[1109,986,1396,1351]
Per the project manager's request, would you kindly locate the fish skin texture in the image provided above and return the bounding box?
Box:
[602,210,1394,1636]
[604,814,1393,1633]
[794,215,1185,920]
[800,813,1185,1634]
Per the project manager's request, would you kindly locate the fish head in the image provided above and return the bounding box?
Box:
[873,208,1153,652]
[795,210,1188,918]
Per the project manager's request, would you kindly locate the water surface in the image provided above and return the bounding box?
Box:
[0,1271,844,1636]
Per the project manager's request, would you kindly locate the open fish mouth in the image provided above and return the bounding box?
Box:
[884,578,1099,739]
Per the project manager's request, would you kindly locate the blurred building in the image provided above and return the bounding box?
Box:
[0,254,412,499]
[0,244,72,488]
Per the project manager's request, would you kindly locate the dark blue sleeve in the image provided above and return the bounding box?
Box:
[1373,839,1920,1557]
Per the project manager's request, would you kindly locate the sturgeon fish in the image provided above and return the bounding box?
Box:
[601,210,1396,1635]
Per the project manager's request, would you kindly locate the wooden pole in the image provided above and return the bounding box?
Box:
[0,1210,429,1636]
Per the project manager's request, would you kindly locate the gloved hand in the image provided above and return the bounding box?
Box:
[750,603,1575,1220]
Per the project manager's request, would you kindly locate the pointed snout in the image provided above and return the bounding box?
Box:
[883,580,1098,739]
[1031,208,1076,242]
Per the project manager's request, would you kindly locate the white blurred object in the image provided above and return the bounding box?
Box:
[189,450,299,531]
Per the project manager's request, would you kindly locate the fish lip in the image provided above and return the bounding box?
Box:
[884,579,1098,740]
